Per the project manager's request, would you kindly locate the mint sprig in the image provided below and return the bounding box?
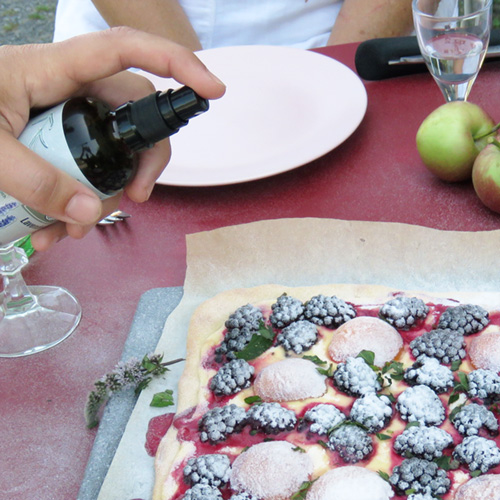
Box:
[356,350,404,388]
[85,353,183,428]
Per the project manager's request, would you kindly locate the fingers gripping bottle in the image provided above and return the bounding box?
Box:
[0,86,208,245]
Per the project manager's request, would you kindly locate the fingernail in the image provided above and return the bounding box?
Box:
[43,233,67,251]
[144,183,154,201]
[65,193,101,224]
[208,71,225,88]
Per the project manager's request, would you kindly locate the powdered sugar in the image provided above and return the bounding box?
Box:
[469,331,500,371]
[307,466,394,500]
[254,358,327,402]
[328,317,403,367]
[230,441,313,500]
[454,474,500,500]
[396,385,445,426]
[350,393,393,432]
[303,403,346,435]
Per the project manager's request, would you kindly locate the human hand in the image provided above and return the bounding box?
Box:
[0,27,225,251]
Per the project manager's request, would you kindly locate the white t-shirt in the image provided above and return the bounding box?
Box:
[53,0,343,49]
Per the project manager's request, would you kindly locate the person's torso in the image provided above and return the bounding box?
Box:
[53,0,343,49]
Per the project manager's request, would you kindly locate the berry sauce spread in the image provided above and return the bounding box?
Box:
[146,299,500,500]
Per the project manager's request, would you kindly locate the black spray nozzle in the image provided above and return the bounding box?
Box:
[115,85,209,151]
[167,85,209,121]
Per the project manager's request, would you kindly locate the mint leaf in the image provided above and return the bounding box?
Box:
[434,455,459,471]
[258,321,275,340]
[244,395,262,405]
[328,420,368,435]
[236,335,273,361]
[291,479,317,500]
[302,355,327,365]
[357,350,376,367]
[316,363,334,377]
[141,354,157,372]
[448,403,465,422]
[458,372,469,391]
[378,470,390,481]
[135,377,153,394]
[385,393,396,403]
[150,389,174,407]
[376,433,392,441]
[405,421,421,429]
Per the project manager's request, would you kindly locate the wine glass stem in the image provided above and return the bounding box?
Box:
[0,244,36,314]
[2,273,36,313]
[438,81,472,102]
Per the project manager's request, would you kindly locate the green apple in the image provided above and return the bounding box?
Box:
[416,101,495,182]
[472,139,500,214]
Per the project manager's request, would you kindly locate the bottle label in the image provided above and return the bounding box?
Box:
[0,191,53,246]
[0,101,109,245]
[18,102,105,196]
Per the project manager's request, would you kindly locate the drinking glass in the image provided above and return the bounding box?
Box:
[412,0,493,102]
[0,240,81,358]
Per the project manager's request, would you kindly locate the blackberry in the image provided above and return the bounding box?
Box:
[438,304,489,335]
[183,484,223,500]
[404,355,454,394]
[409,328,466,365]
[269,294,304,328]
[396,385,445,426]
[199,404,248,444]
[276,320,318,354]
[327,424,373,463]
[183,454,231,487]
[333,357,381,397]
[303,403,346,435]
[468,369,500,402]
[393,425,453,460]
[379,296,429,330]
[247,402,297,434]
[302,294,356,328]
[229,493,259,500]
[349,393,393,433]
[451,403,499,437]
[407,493,439,500]
[210,359,255,396]
[453,436,500,473]
[389,458,451,496]
[216,304,263,361]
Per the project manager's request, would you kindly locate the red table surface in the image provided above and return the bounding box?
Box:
[2,42,500,499]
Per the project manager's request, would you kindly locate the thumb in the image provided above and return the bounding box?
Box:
[0,129,102,225]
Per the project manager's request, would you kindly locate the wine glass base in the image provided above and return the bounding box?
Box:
[0,285,82,358]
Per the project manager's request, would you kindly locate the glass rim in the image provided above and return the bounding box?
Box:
[412,0,493,21]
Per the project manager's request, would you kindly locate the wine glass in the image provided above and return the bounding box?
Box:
[0,238,81,358]
[412,0,493,102]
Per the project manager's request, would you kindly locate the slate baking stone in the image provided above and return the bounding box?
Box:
[77,286,183,500]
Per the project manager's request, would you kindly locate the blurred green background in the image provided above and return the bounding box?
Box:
[495,0,500,28]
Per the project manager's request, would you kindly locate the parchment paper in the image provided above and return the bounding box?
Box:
[97,218,500,500]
